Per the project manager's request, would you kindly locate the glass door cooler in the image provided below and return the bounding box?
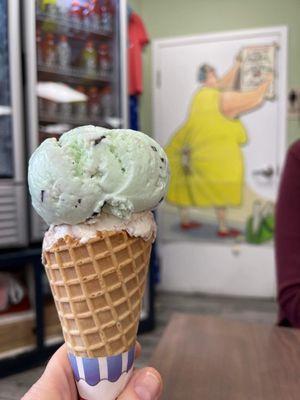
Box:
[0,0,27,248]
[24,0,128,241]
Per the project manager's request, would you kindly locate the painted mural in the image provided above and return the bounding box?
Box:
[163,44,277,244]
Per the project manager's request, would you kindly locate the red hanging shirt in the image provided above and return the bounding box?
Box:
[128,12,149,95]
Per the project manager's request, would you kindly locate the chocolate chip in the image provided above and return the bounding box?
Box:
[41,190,45,202]
[78,199,82,204]
[94,136,106,145]
[161,157,165,163]
[86,211,99,222]
[151,146,157,152]
[121,167,125,172]
[75,205,78,208]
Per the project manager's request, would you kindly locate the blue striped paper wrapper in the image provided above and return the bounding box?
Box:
[68,346,135,400]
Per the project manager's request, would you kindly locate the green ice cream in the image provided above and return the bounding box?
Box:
[28,125,169,225]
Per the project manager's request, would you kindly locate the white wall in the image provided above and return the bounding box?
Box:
[159,242,276,298]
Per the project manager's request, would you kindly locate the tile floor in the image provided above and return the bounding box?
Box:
[0,291,277,399]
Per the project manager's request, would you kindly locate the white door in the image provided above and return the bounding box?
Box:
[153,27,287,297]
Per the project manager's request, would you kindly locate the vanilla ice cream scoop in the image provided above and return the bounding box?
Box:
[28,125,169,225]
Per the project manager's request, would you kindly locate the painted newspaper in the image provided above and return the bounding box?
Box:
[240,44,277,99]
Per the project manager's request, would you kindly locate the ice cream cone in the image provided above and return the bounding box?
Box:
[28,125,168,400]
[42,229,152,399]
[43,230,152,358]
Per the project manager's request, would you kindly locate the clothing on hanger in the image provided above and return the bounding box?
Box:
[128,12,149,95]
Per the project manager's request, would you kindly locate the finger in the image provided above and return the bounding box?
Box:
[44,345,76,389]
[22,345,77,400]
[118,367,162,400]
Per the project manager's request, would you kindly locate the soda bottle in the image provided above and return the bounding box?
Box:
[57,0,71,18]
[36,27,43,65]
[46,100,58,116]
[42,0,58,18]
[98,43,112,75]
[60,101,73,118]
[43,33,56,67]
[57,35,71,69]
[82,1,91,30]
[87,0,100,31]
[36,0,43,15]
[101,86,113,118]
[74,85,88,119]
[88,86,101,119]
[38,97,45,115]
[69,0,82,28]
[82,40,97,74]
[100,0,113,32]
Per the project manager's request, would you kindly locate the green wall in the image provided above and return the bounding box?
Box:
[131,0,300,145]
[128,0,141,13]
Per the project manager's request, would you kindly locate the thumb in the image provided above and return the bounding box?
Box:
[118,367,162,400]
[21,345,77,400]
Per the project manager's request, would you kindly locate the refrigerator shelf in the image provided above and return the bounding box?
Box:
[36,12,113,39]
[38,64,112,85]
[39,112,112,128]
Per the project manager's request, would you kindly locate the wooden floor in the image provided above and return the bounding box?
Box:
[0,291,277,400]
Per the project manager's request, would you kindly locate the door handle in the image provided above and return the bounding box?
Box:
[252,166,274,178]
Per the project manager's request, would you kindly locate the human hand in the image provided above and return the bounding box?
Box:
[258,73,274,100]
[22,343,162,400]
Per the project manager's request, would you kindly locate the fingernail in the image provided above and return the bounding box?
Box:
[134,370,161,400]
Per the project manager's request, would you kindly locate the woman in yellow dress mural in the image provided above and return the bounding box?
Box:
[165,57,272,237]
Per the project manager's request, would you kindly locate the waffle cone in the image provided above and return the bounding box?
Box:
[42,230,152,358]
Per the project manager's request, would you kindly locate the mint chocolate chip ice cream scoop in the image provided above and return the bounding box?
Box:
[28,125,169,225]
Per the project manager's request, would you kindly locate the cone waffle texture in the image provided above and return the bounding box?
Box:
[43,230,152,358]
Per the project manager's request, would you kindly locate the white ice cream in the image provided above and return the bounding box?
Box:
[43,211,156,251]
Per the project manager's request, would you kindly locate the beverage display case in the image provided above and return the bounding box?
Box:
[0,0,27,248]
[24,0,128,241]
[0,2,155,375]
